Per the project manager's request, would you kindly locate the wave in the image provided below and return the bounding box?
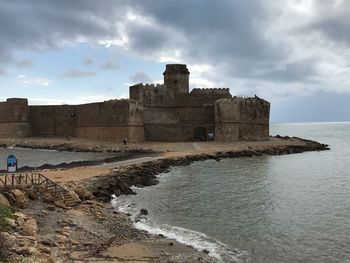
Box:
[113,196,243,263]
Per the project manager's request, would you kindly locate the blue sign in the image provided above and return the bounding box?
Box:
[7,154,18,172]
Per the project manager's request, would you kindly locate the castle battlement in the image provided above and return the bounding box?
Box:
[0,64,270,142]
[190,88,230,96]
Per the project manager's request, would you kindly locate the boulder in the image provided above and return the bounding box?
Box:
[0,193,10,207]
[42,192,54,203]
[9,189,29,208]
[20,217,38,237]
[4,218,17,228]
[140,208,148,216]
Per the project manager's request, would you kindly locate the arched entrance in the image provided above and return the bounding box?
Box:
[193,127,207,141]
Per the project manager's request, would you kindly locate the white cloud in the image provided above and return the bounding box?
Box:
[16,74,51,87]
[27,94,125,105]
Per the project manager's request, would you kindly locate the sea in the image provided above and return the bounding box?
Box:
[113,122,350,263]
[0,147,115,171]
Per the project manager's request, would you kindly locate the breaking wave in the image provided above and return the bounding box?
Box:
[113,196,243,262]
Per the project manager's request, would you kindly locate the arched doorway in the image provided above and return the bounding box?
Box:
[193,127,207,141]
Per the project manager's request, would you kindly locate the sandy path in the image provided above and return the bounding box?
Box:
[34,137,309,183]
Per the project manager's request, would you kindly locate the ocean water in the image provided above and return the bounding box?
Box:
[114,123,350,262]
[0,148,115,171]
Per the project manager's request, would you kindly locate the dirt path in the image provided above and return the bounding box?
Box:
[41,156,164,183]
[34,136,319,183]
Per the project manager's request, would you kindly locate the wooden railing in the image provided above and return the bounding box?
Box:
[0,173,79,204]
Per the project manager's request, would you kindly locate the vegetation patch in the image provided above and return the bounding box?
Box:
[0,204,13,262]
[0,204,14,231]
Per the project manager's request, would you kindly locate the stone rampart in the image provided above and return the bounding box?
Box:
[30,99,144,142]
[215,97,270,141]
[190,88,230,96]
[0,98,31,137]
[30,105,76,137]
[0,64,270,142]
[75,99,144,142]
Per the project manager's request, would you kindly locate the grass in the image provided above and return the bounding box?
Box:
[0,204,14,231]
[0,204,14,262]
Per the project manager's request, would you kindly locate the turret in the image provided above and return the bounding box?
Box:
[163,64,190,94]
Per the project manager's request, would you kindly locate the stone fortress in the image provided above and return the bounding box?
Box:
[0,64,270,142]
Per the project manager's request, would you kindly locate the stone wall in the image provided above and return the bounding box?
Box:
[0,64,270,142]
[163,64,190,94]
[130,82,232,141]
[30,105,76,137]
[75,100,144,142]
[0,98,31,137]
[214,97,270,141]
[30,100,144,142]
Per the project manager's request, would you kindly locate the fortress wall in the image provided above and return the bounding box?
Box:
[190,88,231,96]
[215,98,270,141]
[0,98,31,137]
[54,105,77,137]
[144,106,214,141]
[129,84,232,141]
[214,99,240,141]
[127,101,145,142]
[30,100,144,142]
[30,105,76,137]
[75,100,144,142]
[30,106,55,136]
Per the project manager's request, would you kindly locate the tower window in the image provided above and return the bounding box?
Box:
[174,80,178,84]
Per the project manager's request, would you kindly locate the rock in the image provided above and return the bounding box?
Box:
[20,217,38,237]
[5,218,17,228]
[140,208,148,216]
[68,183,93,200]
[41,239,57,247]
[42,192,54,203]
[0,193,11,207]
[54,200,67,209]
[46,205,55,211]
[14,212,26,225]
[9,189,29,208]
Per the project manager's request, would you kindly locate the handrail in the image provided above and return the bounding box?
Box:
[0,172,80,204]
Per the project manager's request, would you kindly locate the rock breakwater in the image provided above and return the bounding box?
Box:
[88,137,329,201]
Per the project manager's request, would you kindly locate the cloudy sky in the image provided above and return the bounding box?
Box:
[0,0,349,122]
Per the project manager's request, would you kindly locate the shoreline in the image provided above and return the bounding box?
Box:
[85,136,329,201]
[0,136,329,262]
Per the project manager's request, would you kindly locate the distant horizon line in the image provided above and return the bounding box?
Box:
[271,121,350,125]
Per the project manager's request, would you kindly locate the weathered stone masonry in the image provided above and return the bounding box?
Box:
[0,64,270,142]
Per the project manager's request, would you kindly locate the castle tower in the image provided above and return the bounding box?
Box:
[163,64,190,94]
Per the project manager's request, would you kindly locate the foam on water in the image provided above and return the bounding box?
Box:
[113,196,241,262]
[113,123,350,263]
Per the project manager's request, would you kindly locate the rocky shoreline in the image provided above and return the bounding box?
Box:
[0,136,329,262]
[0,141,154,153]
[87,136,329,201]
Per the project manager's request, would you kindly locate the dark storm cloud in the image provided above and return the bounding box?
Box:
[0,0,347,90]
[0,0,127,63]
[132,0,279,61]
[302,1,350,45]
[256,60,319,83]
